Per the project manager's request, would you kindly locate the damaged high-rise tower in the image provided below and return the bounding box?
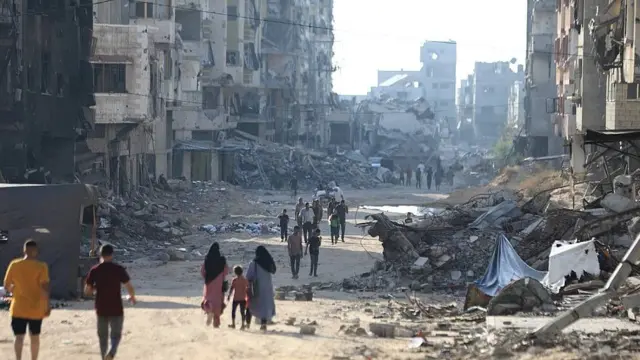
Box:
[0,0,95,182]
[262,0,335,147]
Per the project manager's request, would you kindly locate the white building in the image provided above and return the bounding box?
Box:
[369,70,424,101]
[420,41,457,124]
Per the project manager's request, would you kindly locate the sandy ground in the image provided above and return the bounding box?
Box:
[0,185,456,360]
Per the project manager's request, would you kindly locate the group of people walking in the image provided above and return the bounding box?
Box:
[3,238,280,360]
[200,243,277,332]
[400,164,454,190]
[4,240,137,360]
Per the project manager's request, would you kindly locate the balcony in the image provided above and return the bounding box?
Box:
[130,18,177,44]
[181,90,202,109]
[94,93,149,124]
[173,108,237,131]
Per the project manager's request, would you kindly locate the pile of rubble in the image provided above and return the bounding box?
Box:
[232,141,379,190]
[90,180,259,257]
[349,185,630,292]
[200,221,280,236]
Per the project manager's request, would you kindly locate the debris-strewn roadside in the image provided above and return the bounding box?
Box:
[88,180,265,259]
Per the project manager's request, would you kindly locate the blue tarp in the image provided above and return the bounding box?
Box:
[474,234,547,297]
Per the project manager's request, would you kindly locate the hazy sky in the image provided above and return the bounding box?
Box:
[332,0,527,95]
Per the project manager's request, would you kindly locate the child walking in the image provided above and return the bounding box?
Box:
[227,265,249,329]
[329,210,340,244]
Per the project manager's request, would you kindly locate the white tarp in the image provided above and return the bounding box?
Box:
[542,240,601,293]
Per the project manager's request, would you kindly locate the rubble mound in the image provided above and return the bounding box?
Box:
[347,189,593,291]
[92,181,256,257]
[233,142,379,189]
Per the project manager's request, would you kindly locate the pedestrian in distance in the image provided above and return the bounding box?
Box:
[329,210,340,244]
[435,168,443,191]
[406,167,412,187]
[85,244,136,360]
[335,199,349,242]
[4,239,50,360]
[415,167,422,189]
[287,226,303,279]
[327,198,337,219]
[305,228,322,277]
[278,209,289,242]
[289,177,298,199]
[299,202,315,243]
[200,243,229,329]
[426,166,433,190]
[226,265,249,330]
[246,246,276,331]
[312,199,323,229]
[294,197,304,227]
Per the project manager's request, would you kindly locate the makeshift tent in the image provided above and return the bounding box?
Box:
[0,184,98,299]
[464,234,546,309]
[542,240,601,293]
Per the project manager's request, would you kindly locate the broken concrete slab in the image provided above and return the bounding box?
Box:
[601,193,636,213]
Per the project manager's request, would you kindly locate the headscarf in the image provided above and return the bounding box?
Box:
[254,245,276,274]
[204,243,226,284]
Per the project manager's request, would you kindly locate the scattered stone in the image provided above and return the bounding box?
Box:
[299,325,316,335]
[369,323,395,338]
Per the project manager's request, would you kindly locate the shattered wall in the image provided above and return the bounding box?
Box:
[92,24,153,124]
[472,62,522,142]
[0,0,95,182]
[420,41,457,124]
[524,0,560,156]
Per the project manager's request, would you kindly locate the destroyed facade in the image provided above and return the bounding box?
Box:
[0,0,338,187]
[523,0,562,157]
[420,40,457,131]
[460,62,524,145]
[0,0,95,182]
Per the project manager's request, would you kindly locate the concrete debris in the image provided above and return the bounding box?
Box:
[200,222,280,236]
[232,141,380,190]
[349,188,610,291]
[338,324,368,336]
[89,180,258,259]
[486,278,554,316]
[601,193,637,213]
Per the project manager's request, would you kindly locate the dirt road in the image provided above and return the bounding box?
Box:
[0,186,446,360]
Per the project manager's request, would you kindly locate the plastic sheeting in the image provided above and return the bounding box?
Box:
[542,240,601,293]
[474,234,547,297]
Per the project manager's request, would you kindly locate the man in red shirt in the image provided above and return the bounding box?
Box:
[84,245,136,360]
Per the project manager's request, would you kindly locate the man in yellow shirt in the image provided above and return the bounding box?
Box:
[3,239,50,360]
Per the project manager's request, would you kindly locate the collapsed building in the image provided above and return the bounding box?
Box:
[354,98,439,167]
[0,0,95,182]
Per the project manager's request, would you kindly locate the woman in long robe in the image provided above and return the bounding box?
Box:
[200,243,229,328]
[245,245,276,331]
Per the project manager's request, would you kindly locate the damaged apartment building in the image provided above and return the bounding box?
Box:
[0,0,95,182]
[555,0,606,170]
[262,0,335,147]
[564,0,640,175]
[87,0,336,187]
[171,0,264,183]
[459,62,523,145]
[88,0,180,193]
[421,40,457,133]
[522,0,562,157]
